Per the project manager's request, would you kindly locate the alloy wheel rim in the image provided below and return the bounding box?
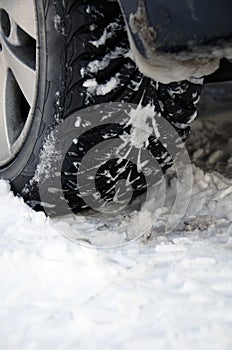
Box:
[0,0,38,167]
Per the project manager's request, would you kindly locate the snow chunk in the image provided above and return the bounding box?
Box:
[83,76,119,97]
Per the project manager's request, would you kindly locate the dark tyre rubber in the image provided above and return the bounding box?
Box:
[0,0,202,215]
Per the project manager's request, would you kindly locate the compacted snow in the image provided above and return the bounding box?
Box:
[0,115,232,350]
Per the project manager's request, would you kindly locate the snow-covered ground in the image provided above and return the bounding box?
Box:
[0,114,232,350]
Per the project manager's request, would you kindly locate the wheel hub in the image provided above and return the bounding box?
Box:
[0,0,38,167]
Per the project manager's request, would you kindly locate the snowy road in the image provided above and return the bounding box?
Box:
[0,115,232,350]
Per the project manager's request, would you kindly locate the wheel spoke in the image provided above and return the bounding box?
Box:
[0,0,36,39]
[8,17,26,46]
[2,38,36,106]
[0,65,11,164]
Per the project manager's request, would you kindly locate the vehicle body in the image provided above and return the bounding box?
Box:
[119,0,232,83]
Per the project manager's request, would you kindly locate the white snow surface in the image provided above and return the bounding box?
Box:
[0,116,232,350]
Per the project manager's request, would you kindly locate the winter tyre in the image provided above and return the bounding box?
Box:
[0,0,202,215]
